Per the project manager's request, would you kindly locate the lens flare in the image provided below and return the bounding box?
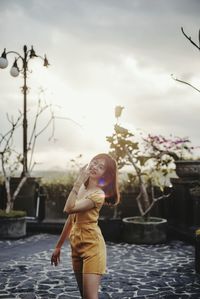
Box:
[98,178,105,186]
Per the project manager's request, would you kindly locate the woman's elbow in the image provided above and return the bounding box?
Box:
[63,206,73,214]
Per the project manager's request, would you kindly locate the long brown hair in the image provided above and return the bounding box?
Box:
[85,153,120,206]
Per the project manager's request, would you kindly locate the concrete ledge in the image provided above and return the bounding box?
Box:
[27,218,65,234]
[26,218,199,245]
[0,217,26,239]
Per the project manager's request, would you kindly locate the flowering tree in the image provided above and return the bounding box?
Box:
[143,134,195,161]
[106,107,175,219]
[107,106,199,219]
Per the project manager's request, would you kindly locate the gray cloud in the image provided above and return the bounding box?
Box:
[0,0,200,169]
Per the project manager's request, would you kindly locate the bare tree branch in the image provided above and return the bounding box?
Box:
[1,90,79,213]
[28,102,50,148]
[181,27,200,51]
[54,116,82,128]
[35,114,54,138]
[0,113,22,146]
[135,192,144,215]
[12,176,28,202]
[171,74,200,94]
[28,115,54,170]
[125,148,151,214]
[142,192,171,217]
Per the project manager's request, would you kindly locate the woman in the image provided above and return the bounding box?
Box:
[51,153,120,299]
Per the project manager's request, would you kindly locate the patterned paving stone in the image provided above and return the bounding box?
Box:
[0,234,200,298]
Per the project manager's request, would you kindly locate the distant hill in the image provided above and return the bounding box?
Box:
[32,170,68,178]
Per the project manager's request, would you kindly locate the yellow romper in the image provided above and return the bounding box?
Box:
[69,190,106,274]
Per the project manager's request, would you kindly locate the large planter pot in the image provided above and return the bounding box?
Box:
[122,216,167,244]
[175,160,200,179]
[0,216,26,239]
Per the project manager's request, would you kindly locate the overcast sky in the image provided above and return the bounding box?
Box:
[0,0,200,170]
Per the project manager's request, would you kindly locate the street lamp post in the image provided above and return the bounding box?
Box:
[0,45,49,176]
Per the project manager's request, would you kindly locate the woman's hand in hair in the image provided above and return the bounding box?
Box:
[74,164,90,188]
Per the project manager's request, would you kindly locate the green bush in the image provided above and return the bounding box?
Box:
[0,209,27,218]
[40,171,139,203]
[41,180,74,202]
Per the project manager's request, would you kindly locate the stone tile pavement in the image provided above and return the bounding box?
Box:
[0,234,200,298]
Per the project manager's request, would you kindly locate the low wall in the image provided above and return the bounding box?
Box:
[44,190,171,221]
[0,181,172,221]
[1,179,200,243]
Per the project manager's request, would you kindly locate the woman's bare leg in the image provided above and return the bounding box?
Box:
[82,274,101,299]
[74,273,83,298]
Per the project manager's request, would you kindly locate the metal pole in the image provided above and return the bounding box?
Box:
[22,45,28,176]
[0,46,49,177]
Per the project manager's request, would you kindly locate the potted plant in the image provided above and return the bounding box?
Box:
[0,113,28,239]
[0,97,56,239]
[106,107,175,244]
